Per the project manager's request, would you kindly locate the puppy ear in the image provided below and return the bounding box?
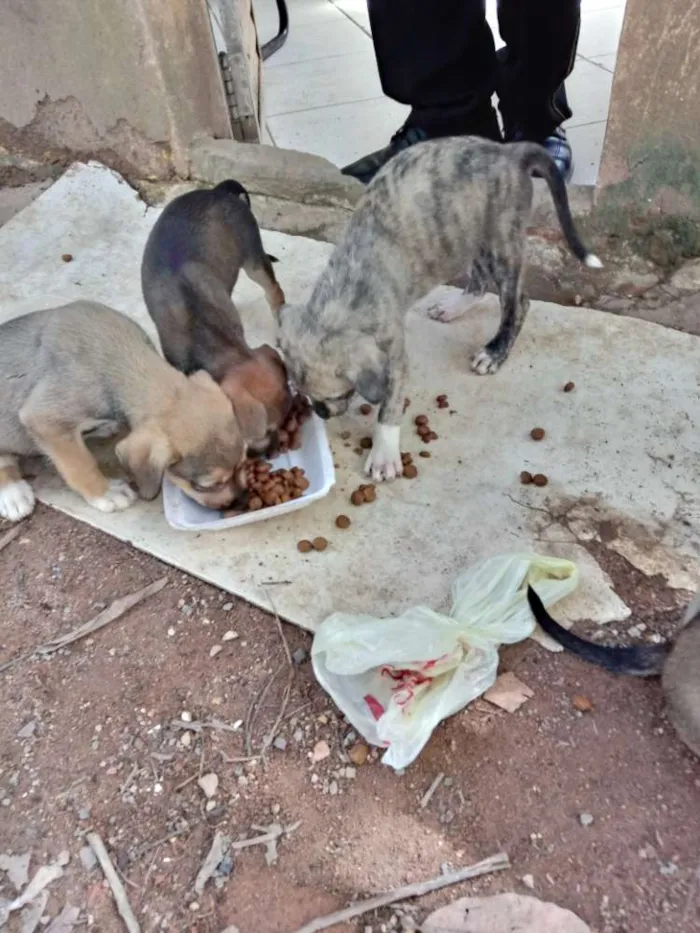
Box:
[115,425,175,500]
[230,387,268,445]
[348,338,389,405]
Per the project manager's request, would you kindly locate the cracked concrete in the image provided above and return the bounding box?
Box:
[0,161,697,641]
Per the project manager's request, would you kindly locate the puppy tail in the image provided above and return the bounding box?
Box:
[526,585,668,677]
[213,178,252,207]
[517,143,603,269]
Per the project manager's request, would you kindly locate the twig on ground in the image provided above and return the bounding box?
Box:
[119,763,139,797]
[419,772,445,810]
[87,833,140,933]
[0,577,167,673]
[230,821,301,853]
[0,525,22,554]
[288,852,510,933]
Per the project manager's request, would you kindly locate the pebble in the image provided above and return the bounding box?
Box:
[522,874,535,889]
[222,630,239,642]
[579,812,594,827]
[329,780,339,796]
[344,767,357,780]
[189,902,200,913]
[153,783,163,794]
[78,807,91,821]
[198,773,219,798]
[311,740,331,763]
[659,861,679,876]
[80,846,97,871]
[292,647,308,665]
[209,645,223,658]
[17,720,37,739]
[167,627,176,637]
[223,602,234,611]
[293,729,303,743]
[273,736,288,752]
[572,695,594,713]
[180,732,192,748]
[348,742,370,766]
[181,711,193,723]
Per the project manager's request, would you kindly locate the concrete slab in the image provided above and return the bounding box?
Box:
[0,162,698,634]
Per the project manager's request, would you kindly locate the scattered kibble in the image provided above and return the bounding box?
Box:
[359,403,372,416]
[419,450,431,458]
[351,489,365,506]
[61,253,73,263]
[403,464,418,479]
[564,381,575,392]
[530,427,546,441]
[360,436,373,449]
[520,471,533,485]
[312,537,328,551]
[335,515,351,529]
[297,540,313,553]
[532,473,548,487]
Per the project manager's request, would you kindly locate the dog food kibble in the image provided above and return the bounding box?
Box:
[351,489,365,506]
[415,415,429,426]
[297,539,313,553]
[243,459,310,512]
[61,253,73,263]
[277,395,312,454]
[419,450,431,458]
[360,436,373,449]
[532,473,549,487]
[564,381,575,392]
[340,430,351,440]
[403,464,418,479]
[312,537,329,551]
[530,427,546,441]
[359,403,372,416]
[417,424,430,438]
[401,451,413,465]
[520,471,533,485]
[335,514,351,529]
[572,694,594,713]
[436,393,449,409]
[428,431,438,441]
[404,397,411,412]
[248,495,263,511]
[362,484,376,503]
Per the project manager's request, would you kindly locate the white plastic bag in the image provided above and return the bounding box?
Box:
[311,553,578,770]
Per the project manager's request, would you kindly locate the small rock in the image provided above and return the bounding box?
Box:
[311,740,331,763]
[189,902,200,912]
[292,647,308,665]
[17,720,37,739]
[572,695,593,713]
[223,602,234,611]
[670,257,700,292]
[222,630,239,642]
[198,773,219,798]
[80,846,97,871]
[180,732,192,748]
[205,800,217,812]
[348,742,370,766]
[344,766,357,779]
[209,645,223,658]
[273,736,288,752]
[181,711,193,723]
[579,812,594,827]
[153,782,163,794]
[167,627,176,637]
[78,807,91,821]
[293,728,303,743]
[659,860,679,876]
[329,780,339,796]
[522,874,535,889]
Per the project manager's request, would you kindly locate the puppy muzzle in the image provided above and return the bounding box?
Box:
[313,401,332,420]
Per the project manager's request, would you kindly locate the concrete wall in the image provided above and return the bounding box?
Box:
[0,0,233,178]
[597,0,700,235]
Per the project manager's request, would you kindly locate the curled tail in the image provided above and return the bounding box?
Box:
[213,178,251,207]
[517,143,602,269]
[526,586,668,677]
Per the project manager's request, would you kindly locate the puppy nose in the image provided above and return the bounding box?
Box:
[313,401,331,420]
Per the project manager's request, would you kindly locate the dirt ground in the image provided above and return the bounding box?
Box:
[1,506,699,933]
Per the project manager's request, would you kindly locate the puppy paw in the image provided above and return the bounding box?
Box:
[88,479,138,513]
[0,480,36,522]
[364,424,403,482]
[471,347,505,375]
[424,288,483,324]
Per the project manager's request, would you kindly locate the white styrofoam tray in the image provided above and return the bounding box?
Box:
[162,413,336,531]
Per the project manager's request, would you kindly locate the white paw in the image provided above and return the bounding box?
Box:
[0,480,35,522]
[471,347,502,375]
[364,424,403,482]
[423,288,483,324]
[88,478,138,513]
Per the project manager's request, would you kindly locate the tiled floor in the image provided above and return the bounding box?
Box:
[254,0,626,185]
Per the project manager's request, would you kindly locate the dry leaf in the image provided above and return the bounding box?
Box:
[483,673,533,713]
[422,892,590,933]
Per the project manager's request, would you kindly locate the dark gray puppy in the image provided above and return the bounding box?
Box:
[278,137,601,481]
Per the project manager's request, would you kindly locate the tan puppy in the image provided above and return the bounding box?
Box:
[141,179,291,456]
[0,301,247,521]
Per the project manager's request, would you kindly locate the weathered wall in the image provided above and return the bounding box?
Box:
[597,0,700,244]
[0,0,232,178]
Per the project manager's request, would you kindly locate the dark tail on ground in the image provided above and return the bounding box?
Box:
[517,144,603,270]
[526,585,669,677]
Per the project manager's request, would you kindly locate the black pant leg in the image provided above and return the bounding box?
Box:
[367,0,501,138]
[497,0,581,141]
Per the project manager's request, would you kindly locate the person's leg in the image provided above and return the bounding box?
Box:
[497,0,581,179]
[342,0,501,183]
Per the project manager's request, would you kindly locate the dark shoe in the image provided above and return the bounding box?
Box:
[341,124,429,184]
[542,126,574,182]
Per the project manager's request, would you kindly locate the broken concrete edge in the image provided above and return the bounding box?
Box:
[188,136,365,212]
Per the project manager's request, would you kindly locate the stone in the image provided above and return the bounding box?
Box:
[198,773,219,798]
[292,647,308,665]
[190,138,365,211]
[579,812,594,827]
[311,740,331,763]
[670,258,700,293]
[79,846,97,871]
[423,893,590,932]
[273,736,287,752]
